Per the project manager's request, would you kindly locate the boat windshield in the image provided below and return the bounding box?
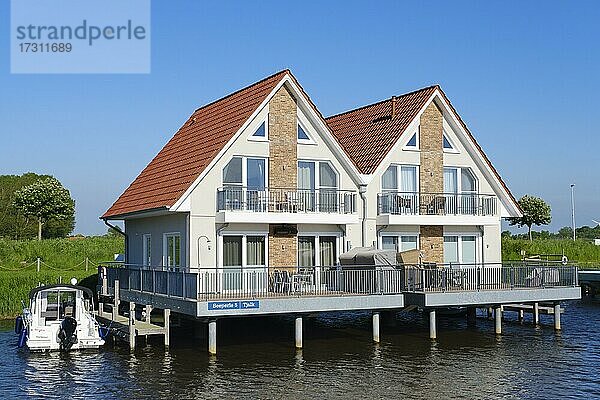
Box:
[41,290,77,323]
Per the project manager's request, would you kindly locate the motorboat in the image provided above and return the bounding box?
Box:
[15,282,104,351]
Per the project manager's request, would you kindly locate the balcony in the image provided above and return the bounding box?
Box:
[216,187,359,224]
[377,192,499,226]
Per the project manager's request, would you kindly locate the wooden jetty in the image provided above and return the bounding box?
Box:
[97,280,170,350]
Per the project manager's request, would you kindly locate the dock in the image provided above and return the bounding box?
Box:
[97,279,170,349]
[97,263,581,354]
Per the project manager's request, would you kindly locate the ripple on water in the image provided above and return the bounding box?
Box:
[0,299,599,399]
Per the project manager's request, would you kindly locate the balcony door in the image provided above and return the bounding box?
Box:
[221,234,267,293]
[222,156,266,211]
[298,161,315,212]
[381,165,417,214]
[297,161,340,213]
[444,235,478,266]
[444,167,477,215]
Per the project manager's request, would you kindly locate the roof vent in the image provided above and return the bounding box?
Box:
[391,96,398,118]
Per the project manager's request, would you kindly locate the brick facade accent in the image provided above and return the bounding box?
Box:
[268,85,298,269]
[419,225,444,264]
[269,85,297,189]
[268,228,297,272]
[419,101,444,264]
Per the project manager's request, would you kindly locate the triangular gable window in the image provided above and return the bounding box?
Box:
[298,124,310,140]
[253,121,266,138]
[443,135,453,149]
[405,132,417,147]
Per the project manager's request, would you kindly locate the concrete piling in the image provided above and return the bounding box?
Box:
[164,308,171,347]
[113,280,120,321]
[129,302,136,350]
[295,317,303,349]
[208,320,217,355]
[518,309,524,323]
[495,307,502,335]
[429,309,436,340]
[372,312,380,343]
[533,302,540,325]
[554,303,561,331]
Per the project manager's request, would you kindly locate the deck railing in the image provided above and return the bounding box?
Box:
[217,187,357,214]
[99,263,578,301]
[377,192,497,216]
[402,263,578,292]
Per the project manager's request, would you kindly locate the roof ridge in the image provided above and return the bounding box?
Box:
[191,69,290,115]
[325,84,439,120]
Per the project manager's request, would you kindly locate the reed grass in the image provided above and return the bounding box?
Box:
[0,236,123,319]
[502,237,600,268]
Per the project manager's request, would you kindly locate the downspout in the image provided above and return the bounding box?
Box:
[477,225,485,266]
[375,225,389,250]
[103,219,128,264]
[359,184,368,247]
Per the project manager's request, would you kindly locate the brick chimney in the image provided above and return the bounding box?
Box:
[391,96,398,118]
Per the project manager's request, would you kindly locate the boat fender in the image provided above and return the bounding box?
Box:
[15,316,23,334]
[98,326,110,339]
[18,328,27,348]
[561,255,568,265]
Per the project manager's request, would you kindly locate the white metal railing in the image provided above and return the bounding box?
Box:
[217,187,357,214]
[402,263,578,292]
[99,263,578,300]
[377,192,497,216]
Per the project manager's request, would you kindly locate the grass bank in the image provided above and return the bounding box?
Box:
[502,237,600,267]
[0,236,123,319]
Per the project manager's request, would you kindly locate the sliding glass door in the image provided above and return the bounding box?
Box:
[221,235,267,292]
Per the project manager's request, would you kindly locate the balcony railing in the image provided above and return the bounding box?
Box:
[377,192,497,216]
[99,263,578,301]
[217,187,357,214]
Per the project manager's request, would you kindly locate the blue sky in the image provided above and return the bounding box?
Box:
[1,1,598,235]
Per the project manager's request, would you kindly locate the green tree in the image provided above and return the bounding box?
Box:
[13,177,75,240]
[557,226,573,239]
[507,195,552,241]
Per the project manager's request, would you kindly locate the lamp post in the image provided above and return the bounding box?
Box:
[570,184,576,241]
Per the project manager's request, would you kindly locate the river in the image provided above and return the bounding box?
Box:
[1,299,599,399]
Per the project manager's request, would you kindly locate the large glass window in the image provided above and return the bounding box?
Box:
[247,158,266,190]
[382,236,398,251]
[246,236,265,267]
[444,168,458,194]
[381,235,417,252]
[319,163,337,188]
[461,169,476,192]
[298,236,315,267]
[461,236,477,265]
[319,237,337,267]
[382,166,398,191]
[444,235,477,265]
[223,157,242,186]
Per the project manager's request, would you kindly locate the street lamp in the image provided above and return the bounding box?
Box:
[570,184,576,241]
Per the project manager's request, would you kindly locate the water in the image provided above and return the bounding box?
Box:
[1,300,599,399]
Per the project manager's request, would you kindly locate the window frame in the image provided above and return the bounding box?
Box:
[223,156,269,189]
[248,116,269,142]
[297,120,316,145]
[443,234,480,266]
[297,160,340,191]
[378,233,419,252]
[403,126,420,150]
[142,233,152,267]
[219,232,269,270]
[297,233,342,267]
[163,232,182,269]
[443,166,478,194]
[381,164,419,193]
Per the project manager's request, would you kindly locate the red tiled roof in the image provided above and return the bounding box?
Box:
[325,86,437,174]
[326,85,518,208]
[102,70,289,218]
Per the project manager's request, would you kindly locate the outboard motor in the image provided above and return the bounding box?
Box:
[58,316,78,351]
